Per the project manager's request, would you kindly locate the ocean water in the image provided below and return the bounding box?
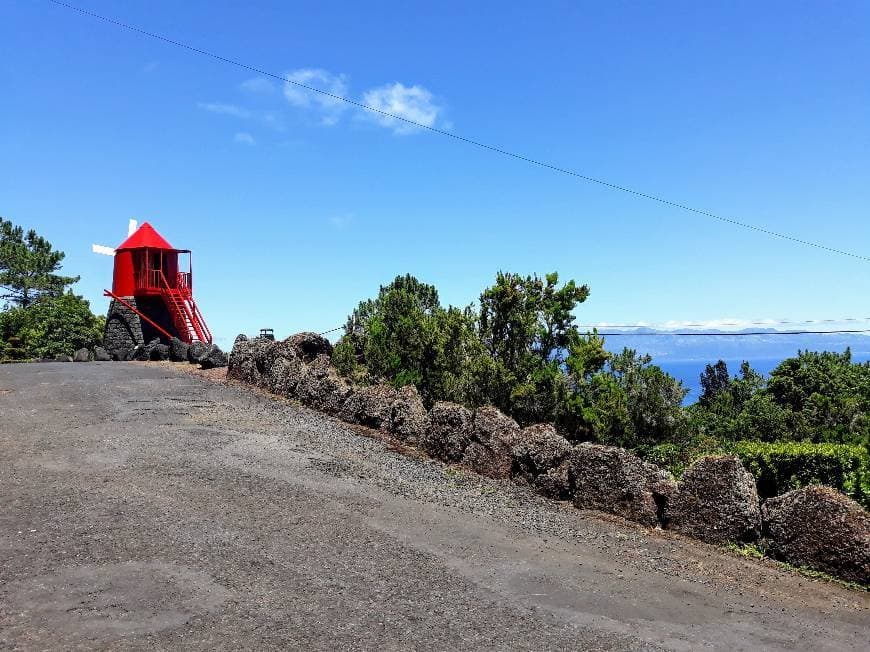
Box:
[658,355,870,405]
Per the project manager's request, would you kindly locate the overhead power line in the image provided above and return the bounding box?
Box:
[47,0,870,263]
[317,324,870,338]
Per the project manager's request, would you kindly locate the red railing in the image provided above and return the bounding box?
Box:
[156,270,211,344]
[134,269,192,296]
[176,272,191,294]
[190,299,212,343]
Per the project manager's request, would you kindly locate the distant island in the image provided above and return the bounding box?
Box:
[599,328,870,362]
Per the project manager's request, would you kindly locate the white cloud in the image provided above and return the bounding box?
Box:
[226,69,445,135]
[361,82,441,134]
[198,102,284,132]
[283,68,348,125]
[328,214,354,229]
[587,318,821,332]
[198,102,251,118]
[240,77,275,94]
[260,112,285,131]
[234,132,255,145]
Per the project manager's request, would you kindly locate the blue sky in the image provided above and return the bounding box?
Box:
[3,0,870,347]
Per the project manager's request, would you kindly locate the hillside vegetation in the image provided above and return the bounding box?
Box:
[333,273,870,506]
[0,217,104,360]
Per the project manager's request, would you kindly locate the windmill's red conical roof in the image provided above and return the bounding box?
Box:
[116,222,174,250]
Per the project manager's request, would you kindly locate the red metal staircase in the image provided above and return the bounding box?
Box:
[159,273,212,344]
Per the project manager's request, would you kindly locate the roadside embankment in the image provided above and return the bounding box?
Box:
[228,332,870,586]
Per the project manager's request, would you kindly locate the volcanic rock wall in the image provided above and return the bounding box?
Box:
[104,297,145,357]
[229,333,870,585]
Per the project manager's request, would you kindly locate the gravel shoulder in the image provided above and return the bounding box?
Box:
[1,362,867,650]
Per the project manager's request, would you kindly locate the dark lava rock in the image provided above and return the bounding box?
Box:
[666,455,761,544]
[188,341,209,364]
[149,344,170,361]
[73,348,91,362]
[534,460,573,500]
[571,443,674,527]
[341,384,397,429]
[249,339,285,388]
[319,379,353,417]
[462,442,514,480]
[131,345,150,361]
[228,337,288,389]
[227,335,252,380]
[285,332,333,363]
[387,385,428,443]
[460,406,520,479]
[265,344,305,396]
[134,338,161,362]
[111,348,132,362]
[230,337,271,385]
[511,424,572,481]
[423,402,473,462]
[296,354,351,416]
[93,346,111,362]
[169,338,189,362]
[764,485,869,584]
[200,344,227,369]
[471,406,520,445]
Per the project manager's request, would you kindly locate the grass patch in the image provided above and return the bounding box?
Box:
[783,564,868,593]
[724,543,868,592]
[725,542,764,559]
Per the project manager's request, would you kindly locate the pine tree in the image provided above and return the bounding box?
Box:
[0,217,79,307]
[699,359,731,406]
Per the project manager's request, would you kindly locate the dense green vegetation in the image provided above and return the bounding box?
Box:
[692,351,870,449]
[732,440,868,505]
[0,217,103,360]
[335,273,870,507]
[333,272,688,450]
[680,351,870,506]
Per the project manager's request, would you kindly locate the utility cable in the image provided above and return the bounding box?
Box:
[46,0,870,262]
[319,324,870,337]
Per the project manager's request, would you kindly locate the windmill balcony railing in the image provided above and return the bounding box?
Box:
[176,271,191,289]
[135,269,192,296]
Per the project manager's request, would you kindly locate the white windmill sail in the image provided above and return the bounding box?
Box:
[91,244,116,256]
[91,217,138,257]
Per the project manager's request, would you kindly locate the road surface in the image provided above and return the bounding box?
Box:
[1,362,867,650]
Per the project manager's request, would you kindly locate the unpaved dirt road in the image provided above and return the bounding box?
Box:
[1,362,867,650]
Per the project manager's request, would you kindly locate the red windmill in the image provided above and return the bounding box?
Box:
[99,221,212,357]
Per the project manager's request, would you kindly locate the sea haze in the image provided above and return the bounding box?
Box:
[598,329,870,405]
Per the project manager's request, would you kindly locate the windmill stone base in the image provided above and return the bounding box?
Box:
[104,297,145,359]
[103,296,181,359]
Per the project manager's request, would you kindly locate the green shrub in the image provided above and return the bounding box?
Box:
[730,440,870,508]
[332,336,364,383]
[639,442,687,475]
[639,434,724,477]
[1,291,104,359]
[1,335,28,361]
